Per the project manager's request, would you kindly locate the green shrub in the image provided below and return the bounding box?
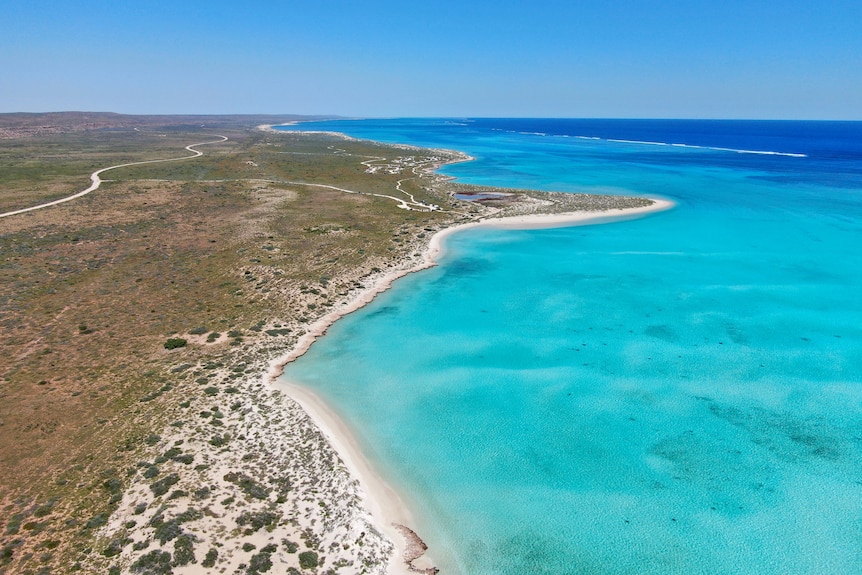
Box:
[173,535,196,566]
[201,548,218,568]
[102,539,123,557]
[1,543,16,565]
[298,550,318,569]
[236,511,279,532]
[248,551,273,574]
[5,513,23,535]
[103,477,122,493]
[189,326,208,335]
[224,472,269,500]
[22,521,45,533]
[163,447,182,459]
[264,328,291,337]
[139,391,161,402]
[84,513,108,529]
[130,549,172,574]
[152,520,183,545]
[209,434,229,447]
[164,338,187,350]
[33,501,56,518]
[150,473,180,497]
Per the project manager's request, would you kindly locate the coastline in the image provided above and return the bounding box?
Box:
[11,115,853,575]
[69,125,675,575]
[266,171,674,573]
[268,197,674,374]
[276,380,437,575]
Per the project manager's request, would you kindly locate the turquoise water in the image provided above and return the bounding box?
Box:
[279,120,862,574]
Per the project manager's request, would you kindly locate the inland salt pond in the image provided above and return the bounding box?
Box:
[279,119,862,575]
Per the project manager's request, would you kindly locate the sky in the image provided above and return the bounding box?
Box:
[1,0,860,119]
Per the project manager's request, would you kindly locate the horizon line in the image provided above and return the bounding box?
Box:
[2,111,861,123]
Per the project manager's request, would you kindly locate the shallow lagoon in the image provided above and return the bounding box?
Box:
[280,119,862,574]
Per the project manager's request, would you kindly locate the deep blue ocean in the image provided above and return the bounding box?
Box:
[278,119,862,574]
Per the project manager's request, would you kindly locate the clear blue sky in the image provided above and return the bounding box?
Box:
[2,0,860,119]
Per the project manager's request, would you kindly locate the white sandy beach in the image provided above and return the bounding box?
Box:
[426,198,675,259]
[278,381,436,575]
[268,197,675,573]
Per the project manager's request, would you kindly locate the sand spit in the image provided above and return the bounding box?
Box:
[426,198,675,258]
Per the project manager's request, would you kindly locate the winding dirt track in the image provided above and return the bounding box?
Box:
[0,135,228,219]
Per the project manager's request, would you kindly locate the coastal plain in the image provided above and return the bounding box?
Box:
[0,113,658,575]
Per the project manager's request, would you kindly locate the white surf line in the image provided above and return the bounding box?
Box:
[0,135,229,219]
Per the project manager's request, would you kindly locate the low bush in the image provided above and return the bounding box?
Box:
[130,549,172,574]
[201,548,218,568]
[298,551,318,569]
[224,472,269,500]
[173,535,196,566]
[248,551,273,574]
[150,473,180,497]
[236,511,279,532]
[164,338,187,350]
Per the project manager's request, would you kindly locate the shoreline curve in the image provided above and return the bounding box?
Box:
[266,205,674,574]
[267,197,674,378]
[262,124,675,574]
